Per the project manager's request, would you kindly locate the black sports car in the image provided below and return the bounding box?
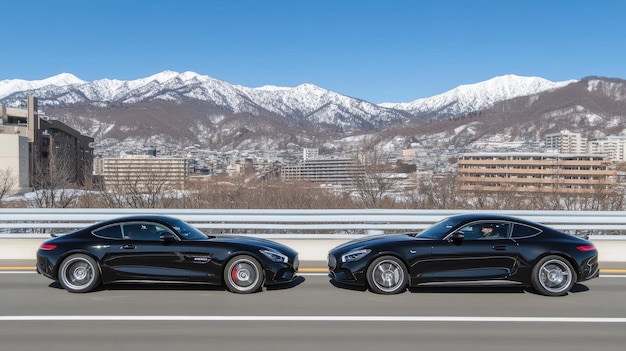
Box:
[327,213,599,296]
[36,215,299,294]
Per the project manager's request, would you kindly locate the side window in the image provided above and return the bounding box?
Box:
[93,224,123,240]
[458,224,481,239]
[123,222,163,241]
[459,221,510,240]
[490,222,510,239]
[154,224,177,239]
[511,224,542,239]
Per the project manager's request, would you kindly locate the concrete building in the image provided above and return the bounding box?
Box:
[544,130,587,153]
[588,136,626,162]
[226,163,244,176]
[0,96,93,192]
[98,155,189,193]
[402,148,419,162]
[302,148,319,160]
[458,152,615,194]
[0,134,30,193]
[281,157,366,186]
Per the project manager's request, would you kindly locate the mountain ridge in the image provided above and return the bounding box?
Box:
[2,72,626,162]
[0,71,574,108]
[0,71,576,133]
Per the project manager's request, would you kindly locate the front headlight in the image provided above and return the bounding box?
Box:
[341,248,371,263]
[260,249,288,263]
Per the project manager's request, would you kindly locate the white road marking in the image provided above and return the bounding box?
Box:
[0,315,626,322]
[600,275,626,278]
[0,271,38,274]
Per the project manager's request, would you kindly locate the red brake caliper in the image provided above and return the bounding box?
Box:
[231,264,238,281]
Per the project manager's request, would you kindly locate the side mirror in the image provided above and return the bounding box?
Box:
[449,231,465,243]
[160,232,176,242]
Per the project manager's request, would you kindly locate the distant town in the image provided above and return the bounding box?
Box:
[2,97,625,210]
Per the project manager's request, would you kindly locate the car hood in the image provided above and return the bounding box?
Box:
[332,232,420,252]
[210,235,298,256]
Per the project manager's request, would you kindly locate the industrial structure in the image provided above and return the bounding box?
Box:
[0,97,93,194]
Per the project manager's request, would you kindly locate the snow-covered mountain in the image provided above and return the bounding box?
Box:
[0,73,86,100]
[0,71,574,129]
[5,71,626,157]
[380,74,577,118]
[0,71,410,131]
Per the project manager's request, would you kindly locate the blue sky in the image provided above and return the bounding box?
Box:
[1,0,624,103]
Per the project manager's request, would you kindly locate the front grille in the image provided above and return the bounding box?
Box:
[327,254,337,270]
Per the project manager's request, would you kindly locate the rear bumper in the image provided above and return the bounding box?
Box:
[579,255,600,281]
[36,254,55,280]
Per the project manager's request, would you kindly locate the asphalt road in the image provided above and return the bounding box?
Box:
[1,271,626,351]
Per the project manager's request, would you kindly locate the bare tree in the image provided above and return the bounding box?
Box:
[30,146,79,208]
[351,136,401,208]
[173,180,214,209]
[465,185,526,210]
[176,174,357,210]
[73,164,108,208]
[248,179,353,209]
[409,173,467,209]
[0,167,17,205]
[562,179,625,211]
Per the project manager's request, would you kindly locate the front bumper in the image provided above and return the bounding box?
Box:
[327,253,366,286]
[264,255,299,286]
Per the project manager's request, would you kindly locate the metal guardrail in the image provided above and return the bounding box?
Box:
[1,208,626,239]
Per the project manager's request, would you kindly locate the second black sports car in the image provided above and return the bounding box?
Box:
[327,213,599,296]
[37,215,299,294]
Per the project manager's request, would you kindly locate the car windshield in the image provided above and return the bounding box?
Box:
[169,219,209,240]
[415,217,462,239]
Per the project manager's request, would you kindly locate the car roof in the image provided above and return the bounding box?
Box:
[444,213,542,227]
[89,215,183,228]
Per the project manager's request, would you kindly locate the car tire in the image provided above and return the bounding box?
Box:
[58,254,101,293]
[366,256,408,294]
[224,255,264,294]
[531,255,577,296]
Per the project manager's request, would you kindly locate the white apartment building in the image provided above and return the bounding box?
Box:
[544,130,587,153]
[302,148,320,160]
[281,157,366,186]
[588,136,626,162]
[98,155,189,193]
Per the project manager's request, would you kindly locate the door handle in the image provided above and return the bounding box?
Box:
[492,245,507,251]
[120,244,136,250]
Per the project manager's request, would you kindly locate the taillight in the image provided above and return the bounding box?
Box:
[39,244,57,251]
[577,245,596,252]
